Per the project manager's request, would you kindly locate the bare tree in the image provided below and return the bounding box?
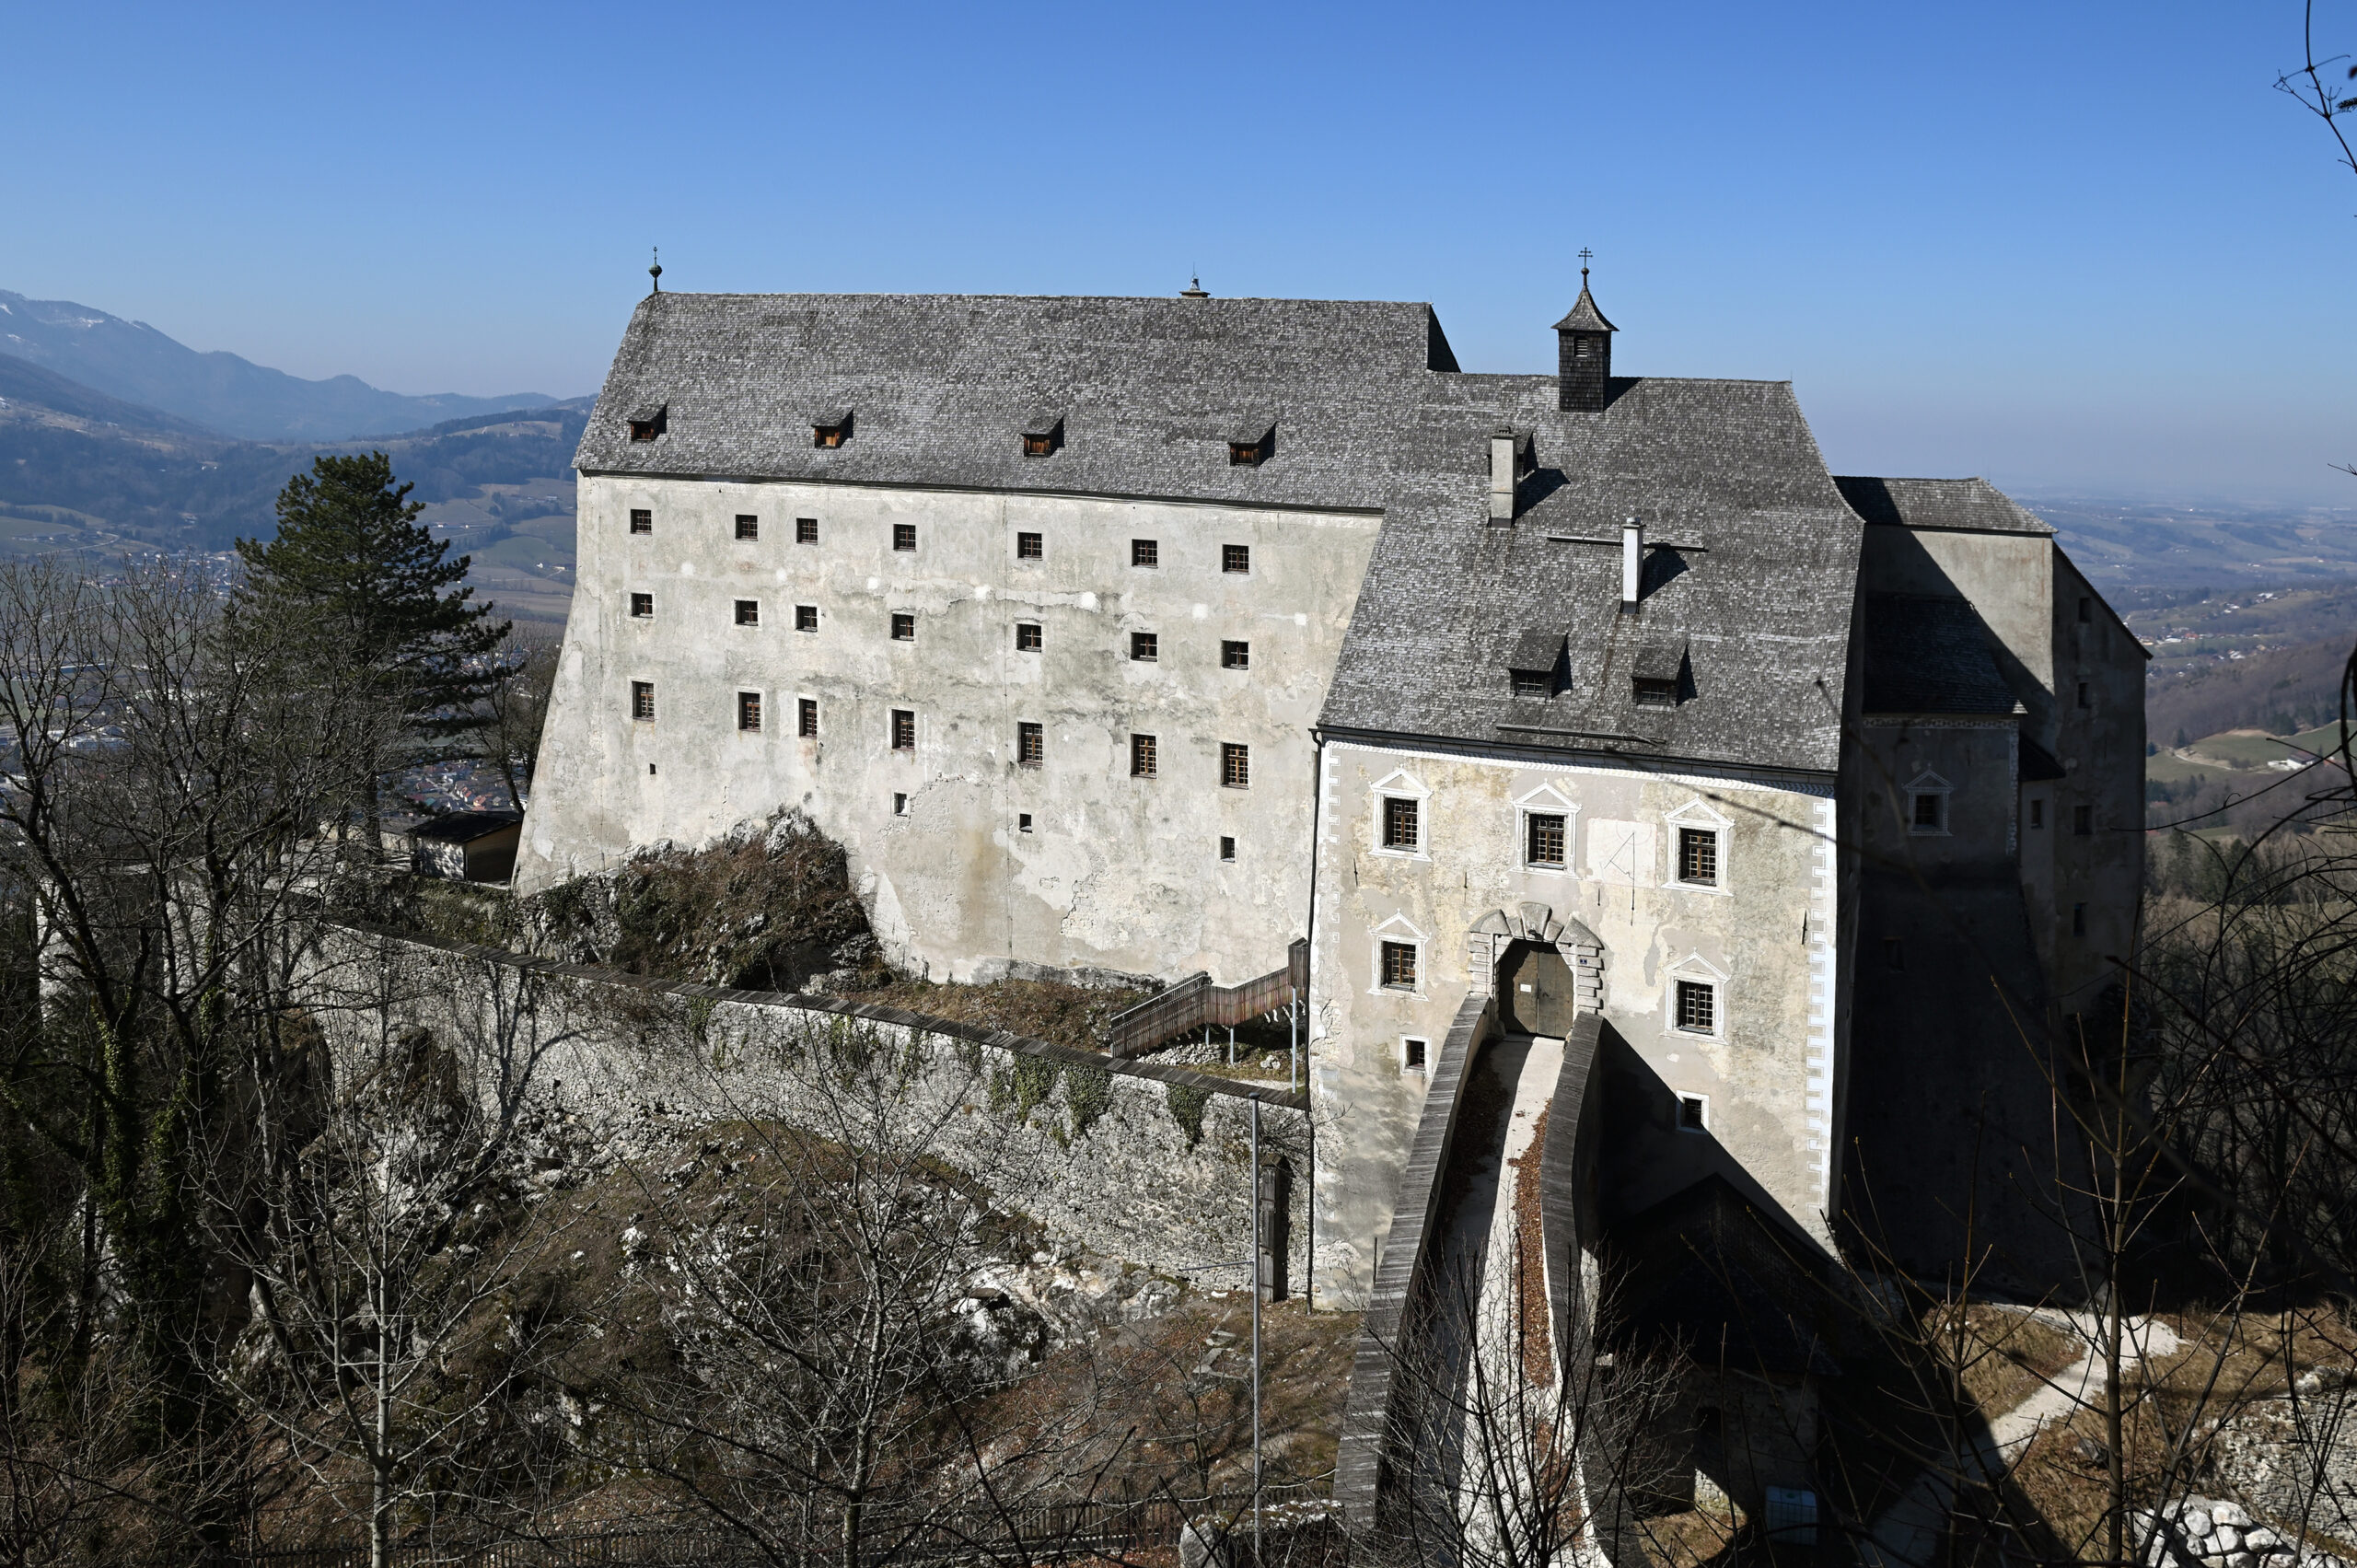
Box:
[478,623,558,815]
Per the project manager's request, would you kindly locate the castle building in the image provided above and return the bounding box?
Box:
[520,281,2144,1298]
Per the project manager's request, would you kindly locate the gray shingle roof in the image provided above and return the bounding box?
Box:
[1552,285,1617,334]
[1859,595,2018,715]
[1834,475,2051,536]
[577,291,1867,778]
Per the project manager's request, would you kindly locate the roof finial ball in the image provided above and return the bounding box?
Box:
[1554,250,1617,413]
[649,248,663,296]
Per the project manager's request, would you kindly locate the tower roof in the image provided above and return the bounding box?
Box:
[1552,276,1617,334]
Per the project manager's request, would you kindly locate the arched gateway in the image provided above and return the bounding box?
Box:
[1465,903,1604,1035]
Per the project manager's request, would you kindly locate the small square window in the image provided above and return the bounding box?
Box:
[891,709,915,750]
[1381,941,1417,991]
[1221,742,1250,788]
[2029,798,2045,830]
[627,412,664,442]
[1018,812,1034,833]
[1678,828,1718,887]
[1131,632,1159,661]
[2073,804,2092,837]
[2078,681,2091,709]
[1131,734,1157,778]
[892,792,908,815]
[630,593,654,619]
[798,698,819,737]
[630,680,655,721]
[1223,543,1250,575]
[1403,1037,1429,1073]
[795,605,819,633]
[1219,835,1237,862]
[1675,980,1715,1034]
[2073,901,2088,935]
[1910,792,1946,832]
[737,691,762,732]
[1382,796,1419,851]
[893,523,917,552]
[735,515,759,540]
[891,612,915,642]
[1016,622,1042,653]
[1527,813,1566,867]
[1221,640,1250,670]
[1884,938,1905,970]
[1016,722,1044,767]
[629,508,653,535]
[1677,1094,1708,1132]
[795,517,819,544]
[1016,531,1043,560]
[735,599,760,627]
[1633,677,1678,707]
[1132,539,1159,568]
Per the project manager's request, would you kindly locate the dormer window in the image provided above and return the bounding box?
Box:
[1631,643,1689,708]
[810,409,853,448]
[626,404,668,442]
[1506,630,1563,700]
[1227,419,1277,467]
[1632,678,1678,707]
[1020,415,1063,458]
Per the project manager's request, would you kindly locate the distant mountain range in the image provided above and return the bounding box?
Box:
[0,290,561,442]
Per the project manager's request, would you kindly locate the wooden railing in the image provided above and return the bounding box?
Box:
[1109,938,1308,1059]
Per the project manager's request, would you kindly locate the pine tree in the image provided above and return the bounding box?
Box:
[237,452,509,847]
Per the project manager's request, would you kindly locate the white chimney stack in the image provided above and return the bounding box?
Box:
[1621,517,1644,608]
[1489,427,1517,522]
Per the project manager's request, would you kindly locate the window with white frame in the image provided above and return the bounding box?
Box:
[1381,942,1418,990]
[1677,1093,1709,1132]
[1664,799,1732,892]
[1666,955,1728,1039]
[1370,915,1426,995]
[1675,980,1716,1033]
[1401,1037,1429,1074]
[1383,796,1420,851]
[1515,784,1578,873]
[1369,769,1430,858]
[1907,771,1953,836]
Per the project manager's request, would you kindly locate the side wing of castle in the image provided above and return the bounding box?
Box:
[518,282,2144,1299]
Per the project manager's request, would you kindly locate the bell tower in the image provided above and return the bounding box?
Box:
[1554,257,1617,412]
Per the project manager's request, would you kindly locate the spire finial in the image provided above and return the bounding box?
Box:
[1579,247,1593,286]
[649,248,663,295]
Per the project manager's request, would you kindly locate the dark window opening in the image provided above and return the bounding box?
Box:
[1131,632,1159,661]
[1678,828,1719,886]
[812,416,851,448]
[1219,835,1237,862]
[1020,418,1062,459]
[1022,433,1055,458]
[1403,1037,1428,1072]
[1678,1094,1708,1132]
[1018,812,1034,833]
[627,406,666,442]
[890,710,915,750]
[2078,597,2092,624]
[1676,980,1716,1033]
[893,523,917,552]
[1912,792,1945,831]
[1527,813,1566,867]
[1381,941,1417,990]
[2073,804,2092,836]
[891,612,915,642]
[1222,639,1250,670]
[630,681,656,721]
[1512,670,1552,698]
[1228,435,1272,466]
[1383,796,1420,851]
[2029,798,2045,830]
[1016,622,1042,653]
[630,593,654,619]
[2078,681,2091,709]
[1223,543,1251,574]
[1016,531,1043,560]
[795,517,819,544]
[1017,722,1044,767]
[798,698,819,737]
[735,514,759,540]
[892,791,908,815]
[2073,902,2088,935]
[734,599,759,627]
[737,691,762,732]
[1132,539,1159,568]
[1632,676,1678,707]
[795,605,819,633]
[1221,742,1250,788]
[1131,734,1157,777]
[629,508,653,535]
[1884,938,1905,970]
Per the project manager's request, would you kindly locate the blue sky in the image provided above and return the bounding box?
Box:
[5,0,2355,500]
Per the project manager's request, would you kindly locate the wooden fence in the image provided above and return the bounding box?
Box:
[1108,940,1308,1060]
[140,1488,1333,1568]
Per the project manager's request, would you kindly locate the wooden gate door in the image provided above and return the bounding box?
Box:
[1499,940,1579,1037]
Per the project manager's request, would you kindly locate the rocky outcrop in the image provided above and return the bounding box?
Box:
[2134,1496,2347,1568]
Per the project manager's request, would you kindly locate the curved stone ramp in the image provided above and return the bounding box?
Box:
[1338,1005,1609,1539]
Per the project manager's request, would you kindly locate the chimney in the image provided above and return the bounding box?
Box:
[1621,517,1643,610]
[1489,427,1518,522]
[1553,264,1618,413]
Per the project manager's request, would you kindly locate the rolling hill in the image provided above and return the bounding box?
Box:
[0,290,560,441]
